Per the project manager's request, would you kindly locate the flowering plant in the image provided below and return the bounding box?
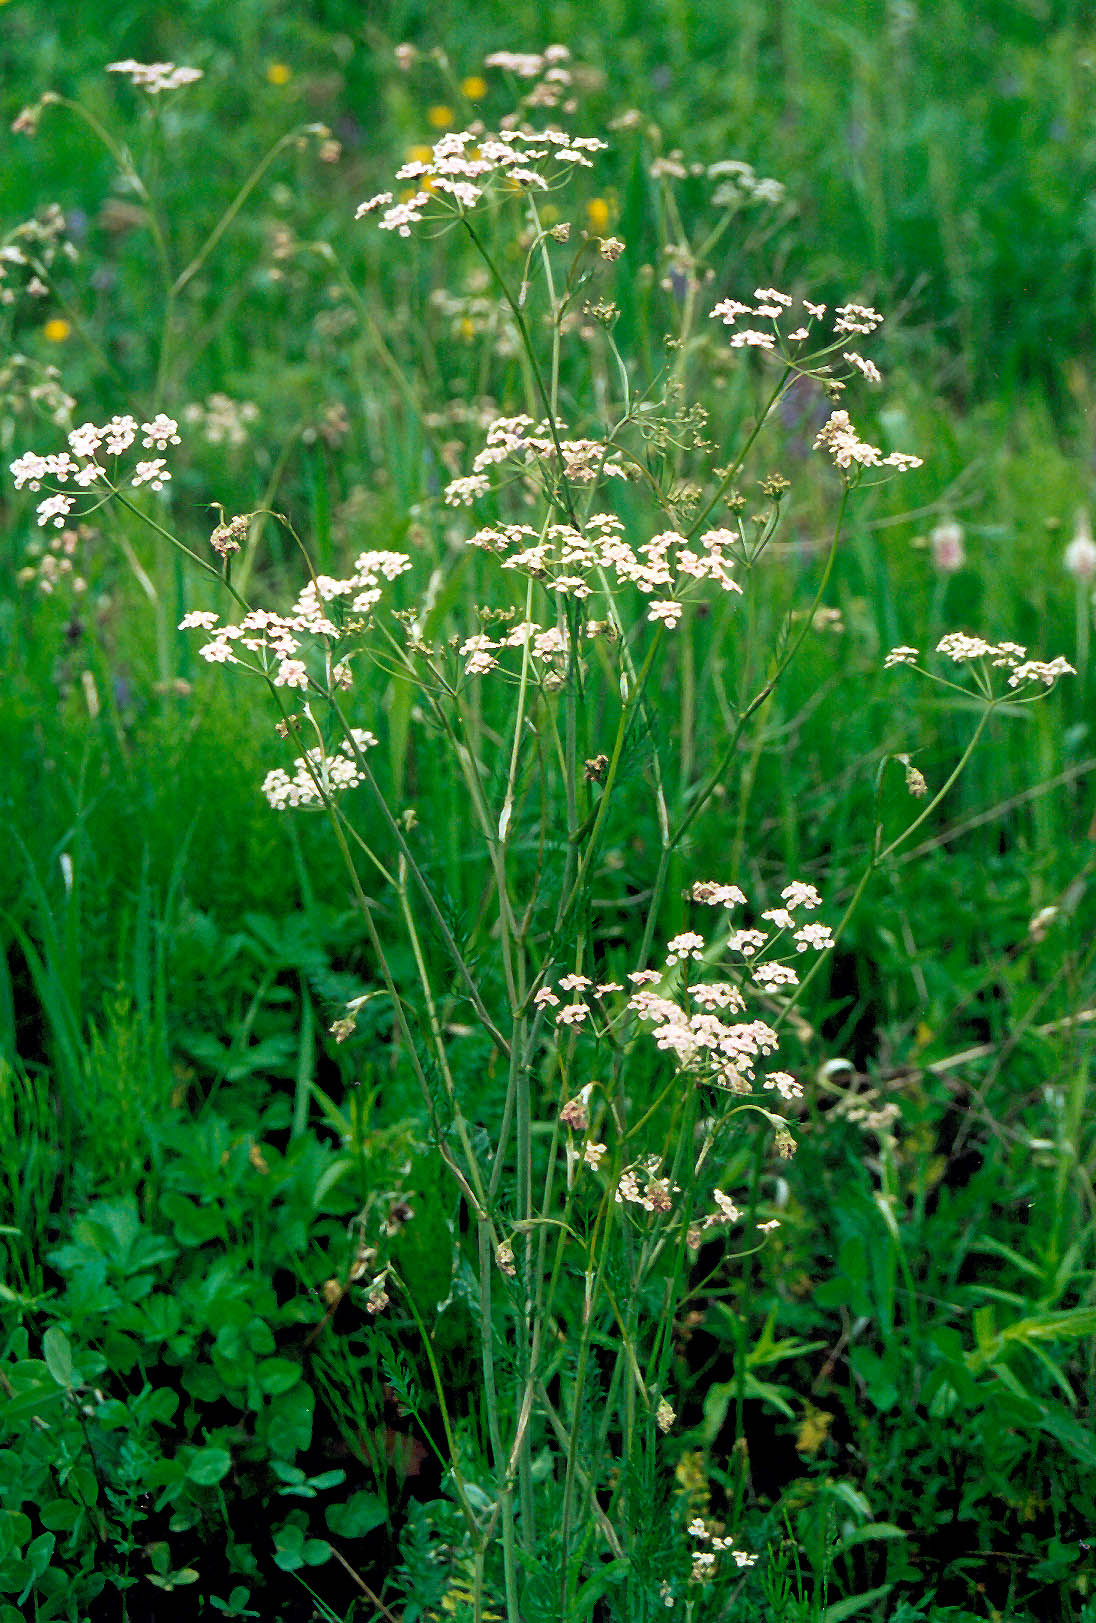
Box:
[7,44,1075,1623]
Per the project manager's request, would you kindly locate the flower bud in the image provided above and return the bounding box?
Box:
[1064,510,1096,583]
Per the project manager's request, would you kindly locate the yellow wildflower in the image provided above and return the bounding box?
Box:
[586,197,611,233]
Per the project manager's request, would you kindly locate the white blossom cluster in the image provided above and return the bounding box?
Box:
[106,60,204,94]
[179,550,412,687]
[814,409,922,474]
[10,413,181,526]
[708,290,922,473]
[465,510,743,632]
[456,620,570,679]
[687,1518,758,1585]
[710,289,883,352]
[885,634,1075,692]
[261,729,378,811]
[533,882,830,1099]
[0,204,76,307]
[446,414,630,500]
[647,155,785,210]
[533,886,825,1232]
[183,392,259,448]
[355,123,606,238]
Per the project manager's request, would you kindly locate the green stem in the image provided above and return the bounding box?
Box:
[171,126,319,298]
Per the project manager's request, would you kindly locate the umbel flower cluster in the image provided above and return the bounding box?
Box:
[179,549,412,689]
[260,726,379,811]
[355,124,606,237]
[106,60,204,94]
[538,881,831,1096]
[10,413,181,526]
[464,508,743,642]
[885,634,1075,692]
[709,288,923,474]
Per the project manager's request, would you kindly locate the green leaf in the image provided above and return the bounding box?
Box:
[272,1522,304,1572]
[17,1533,54,1605]
[162,1192,226,1247]
[0,1380,64,1423]
[325,1491,386,1539]
[41,1328,74,1389]
[264,1386,314,1458]
[134,1386,180,1427]
[0,1513,30,1558]
[573,1557,629,1610]
[39,1501,79,1534]
[257,1357,301,1396]
[185,1446,232,1486]
[822,1584,893,1621]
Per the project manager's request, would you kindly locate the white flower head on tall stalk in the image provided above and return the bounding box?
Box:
[106,60,204,94]
[10,411,184,527]
[355,124,607,238]
[180,548,412,686]
[620,887,831,1101]
[885,633,1075,699]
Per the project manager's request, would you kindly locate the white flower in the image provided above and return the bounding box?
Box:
[36,493,74,528]
[11,452,52,490]
[930,519,965,574]
[107,60,203,94]
[141,413,180,449]
[132,459,170,489]
[843,350,882,383]
[103,415,138,455]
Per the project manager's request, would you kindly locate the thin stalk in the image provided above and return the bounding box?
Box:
[170,126,321,298]
[478,1222,521,1623]
[634,488,850,972]
[775,702,997,1033]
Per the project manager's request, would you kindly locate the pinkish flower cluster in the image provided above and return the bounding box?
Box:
[615,1158,679,1213]
[179,549,411,687]
[447,414,629,498]
[465,511,743,630]
[261,728,378,810]
[106,60,204,94]
[10,413,182,527]
[622,885,831,1092]
[885,634,1075,693]
[355,123,606,238]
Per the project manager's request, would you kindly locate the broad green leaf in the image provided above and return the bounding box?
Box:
[185,1446,232,1486]
[39,1501,79,1533]
[325,1491,387,1539]
[257,1357,300,1396]
[41,1328,74,1389]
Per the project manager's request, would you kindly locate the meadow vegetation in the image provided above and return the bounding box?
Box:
[1,4,1094,1621]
